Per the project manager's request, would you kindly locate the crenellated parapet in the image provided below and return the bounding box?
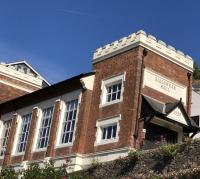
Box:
[93,30,193,72]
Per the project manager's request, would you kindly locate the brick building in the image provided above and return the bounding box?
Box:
[0,61,49,103]
[0,30,199,171]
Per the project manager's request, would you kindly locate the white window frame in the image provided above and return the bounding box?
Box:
[16,113,32,154]
[12,106,34,156]
[100,73,125,107]
[95,115,121,146]
[55,90,82,148]
[60,99,79,145]
[0,120,11,157]
[37,106,54,149]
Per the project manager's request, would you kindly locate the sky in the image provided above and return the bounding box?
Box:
[0,0,200,84]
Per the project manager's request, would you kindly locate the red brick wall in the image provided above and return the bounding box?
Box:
[3,115,18,165]
[0,74,39,91]
[84,46,192,153]
[0,45,192,165]
[0,74,40,102]
[83,47,143,154]
[142,49,191,109]
[0,83,28,102]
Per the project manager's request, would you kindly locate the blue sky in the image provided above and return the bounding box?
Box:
[0,0,200,84]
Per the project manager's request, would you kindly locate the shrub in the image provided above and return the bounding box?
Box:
[184,137,194,147]
[128,149,143,161]
[160,143,177,159]
[91,157,101,168]
[22,163,43,179]
[22,160,69,179]
[0,166,17,179]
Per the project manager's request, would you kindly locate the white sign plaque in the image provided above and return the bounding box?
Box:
[143,69,187,104]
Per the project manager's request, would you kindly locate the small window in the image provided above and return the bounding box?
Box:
[95,115,121,146]
[17,66,21,71]
[106,83,122,102]
[17,113,32,153]
[37,107,53,149]
[101,74,124,106]
[60,99,79,144]
[102,124,117,140]
[23,67,27,74]
[0,121,11,156]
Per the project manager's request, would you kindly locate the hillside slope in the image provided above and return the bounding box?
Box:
[71,139,200,179]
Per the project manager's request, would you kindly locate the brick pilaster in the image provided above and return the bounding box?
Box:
[46,100,61,157]
[73,89,93,154]
[23,107,39,161]
[3,114,18,165]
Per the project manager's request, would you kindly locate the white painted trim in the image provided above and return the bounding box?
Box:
[80,74,95,90]
[33,105,55,151]
[5,60,50,86]
[0,78,34,93]
[55,91,82,147]
[12,108,34,156]
[0,64,44,88]
[8,147,130,172]
[93,30,193,72]
[32,108,42,151]
[95,115,121,146]
[143,68,187,104]
[100,73,125,107]
[12,115,22,155]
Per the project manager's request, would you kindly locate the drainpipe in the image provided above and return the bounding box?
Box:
[187,72,192,115]
[133,48,148,147]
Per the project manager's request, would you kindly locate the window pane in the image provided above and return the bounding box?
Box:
[106,81,122,103]
[107,126,112,139]
[37,107,53,148]
[117,91,121,99]
[61,99,79,144]
[101,124,118,141]
[112,125,117,138]
[111,93,117,101]
[17,113,32,152]
[0,120,11,156]
[102,128,106,139]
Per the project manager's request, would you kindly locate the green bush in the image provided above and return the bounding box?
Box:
[160,143,177,159]
[0,160,69,179]
[22,163,42,179]
[184,137,194,147]
[0,166,17,179]
[128,149,143,161]
[22,161,69,179]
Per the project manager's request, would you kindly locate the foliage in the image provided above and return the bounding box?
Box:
[184,137,194,147]
[0,166,17,179]
[0,160,69,179]
[193,61,200,80]
[22,163,42,179]
[22,160,68,179]
[159,143,177,159]
[128,149,143,161]
[91,157,101,168]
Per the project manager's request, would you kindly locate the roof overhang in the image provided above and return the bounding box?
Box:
[141,95,200,133]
